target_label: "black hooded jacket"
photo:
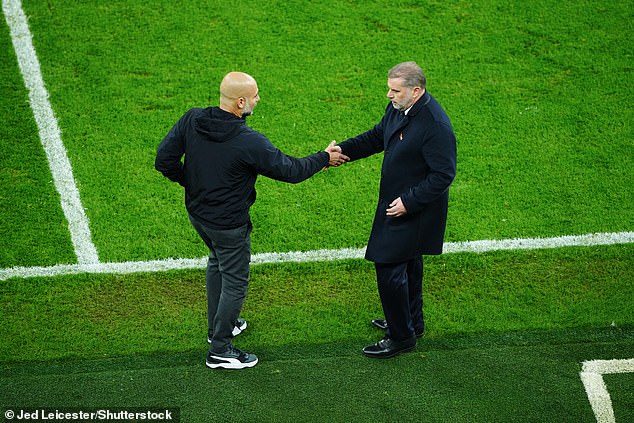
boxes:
[155,107,329,229]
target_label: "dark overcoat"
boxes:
[339,91,457,263]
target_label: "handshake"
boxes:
[324,141,349,167]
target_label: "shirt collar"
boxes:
[405,91,430,116]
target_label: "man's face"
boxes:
[387,78,420,111]
[241,84,260,117]
[241,85,260,117]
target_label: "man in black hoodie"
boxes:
[155,72,348,369]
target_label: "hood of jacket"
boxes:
[194,106,247,142]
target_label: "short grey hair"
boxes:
[388,61,426,89]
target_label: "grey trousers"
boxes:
[188,214,252,353]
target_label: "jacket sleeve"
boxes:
[251,137,330,184]
[155,114,187,186]
[337,111,387,160]
[401,121,457,213]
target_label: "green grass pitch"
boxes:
[1,0,633,421]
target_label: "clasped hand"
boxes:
[325,141,350,167]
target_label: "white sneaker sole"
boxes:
[206,357,258,370]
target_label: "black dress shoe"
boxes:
[370,318,425,338]
[362,336,416,359]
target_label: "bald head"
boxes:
[219,72,260,117]
[220,72,257,99]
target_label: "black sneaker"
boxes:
[206,347,258,369]
[208,318,248,344]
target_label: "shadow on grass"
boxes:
[3,325,632,377]
[1,326,632,422]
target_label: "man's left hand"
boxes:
[386,197,407,217]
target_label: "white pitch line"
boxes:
[580,358,634,423]
[442,231,634,254]
[0,232,632,281]
[3,0,99,265]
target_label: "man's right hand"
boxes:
[325,140,349,167]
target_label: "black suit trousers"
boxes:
[375,257,424,342]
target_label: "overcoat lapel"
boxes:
[384,114,408,149]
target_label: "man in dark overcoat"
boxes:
[336,61,457,358]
